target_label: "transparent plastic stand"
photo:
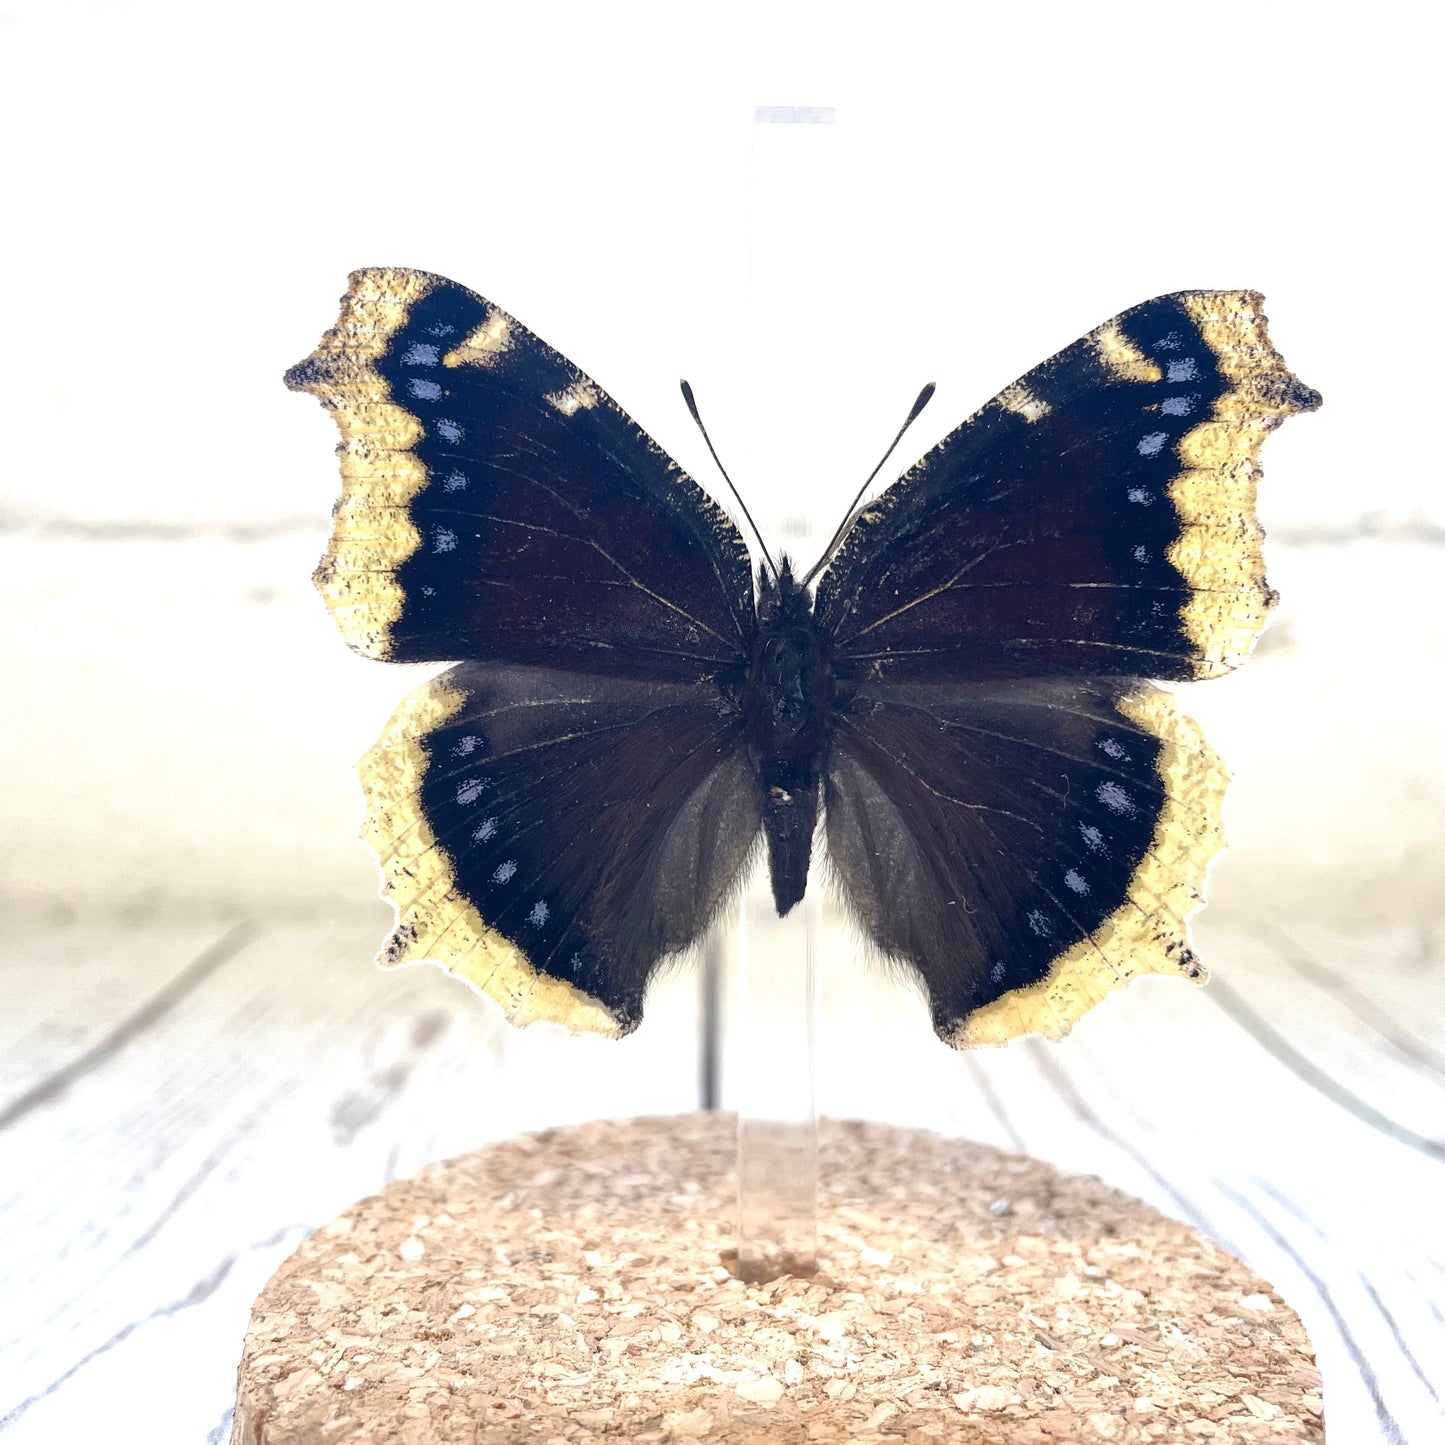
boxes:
[699,104,839,1285]
[699,870,821,1285]
[731,882,821,1283]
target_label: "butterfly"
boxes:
[286,270,1319,1048]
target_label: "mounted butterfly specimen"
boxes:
[286,270,1319,1048]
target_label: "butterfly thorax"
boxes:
[743,557,833,915]
[745,559,832,758]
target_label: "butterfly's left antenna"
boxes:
[680,380,779,581]
[800,382,935,589]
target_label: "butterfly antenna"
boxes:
[800,382,935,589]
[680,379,779,580]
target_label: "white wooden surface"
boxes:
[2,907,1443,1443]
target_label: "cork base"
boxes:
[231,1115,1322,1443]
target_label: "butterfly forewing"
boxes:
[815,292,1321,683]
[287,268,755,679]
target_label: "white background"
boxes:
[1,1,1434,538]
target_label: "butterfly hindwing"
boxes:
[286,268,755,679]
[825,677,1222,1045]
[815,292,1321,684]
[364,663,763,1034]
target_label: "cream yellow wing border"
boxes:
[1165,291,1320,680]
[953,684,1224,1048]
[358,670,623,1037]
[286,268,452,660]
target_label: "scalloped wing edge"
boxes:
[357,670,624,1037]
[285,268,441,660]
[1166,291,1321,679]
[950,684,1224,1047]
[820,289,1320,681]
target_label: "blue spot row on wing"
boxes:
[418,705,622,1011]
[980,721,1164,1002]
[377,284,494,455]
[372,285,503,641]
[1004,300,1219,555]
[1117,297,1222,512]
[842,292,1233,677]
[1068,297,1227,649]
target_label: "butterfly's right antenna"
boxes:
[680,379,779,581]
[800,382,935,589]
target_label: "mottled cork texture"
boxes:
[231,1115,1322,1443]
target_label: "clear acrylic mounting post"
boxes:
[731,881,822,1283]
[710,104,840,1284]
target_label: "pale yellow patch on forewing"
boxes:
[544,379,602,415]
[1181,290,1275,382]
[1093,320,1164,383]
[358,673,621,1037]
[996,382,1052,422]
[955,687,1223,1048]
[443,309,514,367]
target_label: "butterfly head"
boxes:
[756,553,813,628]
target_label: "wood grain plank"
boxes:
[0,921,703,1444]
[0,926,243,1107]
[0,924,254,1130]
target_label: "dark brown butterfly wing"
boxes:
[362,663,762,1036]
[826,677,1220,1044]
[817,292,1318,1043]
[815,292,1320,684]
[287,268,755,678]
[287,270,762,1032]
